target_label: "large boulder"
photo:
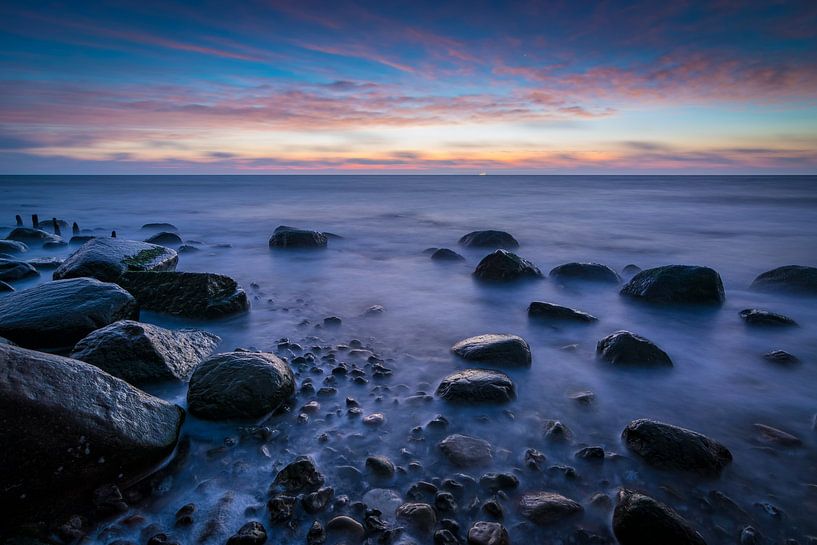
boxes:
[0,240,27,254]
[436,369,515,403]
[750,265,817,295]
[613,489,707,545]
[53,237,178,282]
[459,230,519,249]
[549,262,621,284]
[0,278,139,349]
[0,344,183,517]
[269,226,328,249]
[597,331,672,367]
[187,351,295,420]
[473,250,542,282]
[451,334,531,366]
[620,265,724,304]
[117,271,249,319]
[70,320,220,384]
[0,259,39,282]
[528,301,597,323]
[438,434,493,467]
[622,419,732,476]
[518,492,583,525]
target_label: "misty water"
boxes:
[2,175,816,544]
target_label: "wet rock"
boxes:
[740,526,760,545]
[753,423,802,447]
[363,413,386,426]
[622,264,642,276]
[178,244,200,254]
[144,232,183,245]
[436,369,515,403]
[269,226,328,249]
[267,495,296,523]
[396,502,437,534]
[750,265,817,295]
[467,521,509,545]
[518,492,583,525]
[0,259,38,282]
[435,491,458,513]
[622,419,732,476]
[0,240,27,254]
[226,521,267,545]
[763,350,800,364]
[0,278,138,349]
[479,473,519,492]
[575,446,605,462]
[473,250,542,282]
[366,456,396,478]
[524,448,546,470]
[323,316,342,327]
[307,521,326,545]
[53,237,178,282]
[0,344,183,517]
[549,262,621,284]
[302,487,334,514]
[141,223,178,232]
[620,265,725,304]
[569,391,595,405]
[596,331,672,367]
[5,227,60,244]
[439,434,493,467]
[528,301,597,323]
[432,248,466,261]
[459,230,519,249]
[34,218,69,233]
[364,305,385,317]
[118,271,249,318]
[544,420,573,442]
[613,489,706,545]
[70,320,220,384]
[187,352,295,420]
[325,516,364,541]
[27,256,65,270]
[451,334,531,366]
[275,457,325,493]
[739,309,797,327]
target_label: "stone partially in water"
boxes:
[739,308,797,327]
[269,226,328,249]
[467,521,509,545]
[0,259,39,282]
[431,248,466,261]
[53,237,178,282]
[762,350,799,364]
[549,262,621,284]
[0,240,28,254]
[226,521,267,545]
[451,333,531,366]
[597,331,672,367]
[473,250,542,282]
[274,457,325,493]
[141,222,178,232]
[459,230,519,249]
[436,369,515,403]
[518,492,583,525]
[5,227,60,245]
[144,231,183,245]
[750,265,817,295]
[528,302,597,323]
[396,502,437,534]
[439,434,493,467]
[620,265,725,304]
[753,423,802,447]
[613,489,706,545]
[0,281,13,293]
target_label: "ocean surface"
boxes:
[1,175,816,543]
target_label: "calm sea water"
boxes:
[1,175,816,543]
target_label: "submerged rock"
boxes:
[622,264,642,276]
[0,344,183,518]
[144,231,183,245]
[549,262,621,284]
[187,351,295,419]
[141,222,178,232]
[431,248,466,261]
[0,240,27,254]
[226,521,267,545]
[459,230,519,249]
[762,350,799,364]
[439,434,493,467]
[467,521,509,545]
[436,369,515,403]
[620,265,725,304]
[0,259,38,282]
[597,331,672,367]
[622,419,732,476]
[518,492,583,525]
[5,227,60,244]
[613,489,706,545]
[473,250,542,282]
[396,502,437,534]
[117,271,249,318]
[750,265,817,295]
[274,457,325,492]
[739,308,797,327]
[70,320,220,384]
[451,333,531,366]
[0,278,139,349]
[53,237,178,282]
[269,226,328,249]
[528,301,597,323]
[753,423,802,447]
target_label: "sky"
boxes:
[1,0,816,174]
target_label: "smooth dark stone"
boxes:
[0,281,13,293]
[437,369,515,403]
[53,237,178,282]
[144,231,183,245]
[620,265,725,304]
[467,521,509,545]
[141,223,178,232]
[597,330,672,367]
[753,423,802,447]
[226,521,267,545]
[763,350,799,364]
[739,308,797,327]
[396,502,437,534]
[439,434,493,467]
[5,227,60,244]
[518,492,583,525]
[451,333,531,366]
[528,301,597,322]
[459,230,519,249]
[0,240,28,254]
[613,489,707,545]
[473,250,542,282]
[431,248,466,261]
[0,259,39,282]
[269,226,328,248]
[750,265,817,295]
[549,262,621,284]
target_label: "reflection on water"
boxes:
[1,175,816,543]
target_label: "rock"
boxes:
[226,521,267,545]
[307,521,326,545]
[620,265,725,304]
[750,265,817,295]
[575,446,605,462]
[274,457,324,493]
[0,281,13,292]
[753,423,802,447]
[436,369,515,403]
[302,487,334,514]
[596,331,672,367]
[0,344,183,517]
[431,248,466,261]
[467,522,509,545]
[267,495,296,523]
[27,256,64,270]
[141,223,178,232]
[69,320,220,384]
[366,456,395,478]
[479,473,519,491]
[325,516,364,541]
[473,250,542,282]
[117,271,249,318]
[0,259,38,282]
[622,264,642,276]
[5,227,59,244]
[739,309,797,327]
[451,334,531,366]
[363,305,385,317]
[763,350,799,364]
[144,232,183,246]
[549,262,621,284]
[528,302,597,323]
[0,278,139,349]
[396,502,437,534]
[178,244,200,254]
[53,238,178,282]
[613,489,706,545]
[439,434,493,467]
[187,352,295,419]
[544,420,573,442]
[518,492,583,525]
[622,419,732,476]
[323,316,342,327]
[0,240,27,254]
[269,226,328,249]
[459,230,519,249]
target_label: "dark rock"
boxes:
[0,278,139,349]
[307,521,326,545]
[0,259,38,282]
[479,473,519,491]
[302,487,334,514]
[451,334,531,366]
[432,248,466,261]
[177,244,200,254]
[144,232,183,245]
[435,491,457,512]
[524,448,546,470]
[620,265,725,304]
[439,434,493,467]
[70,320,220,384]
[575,446,605,462]
[5,227,60,244]
[473,250,542,282]
[740,526,760,545]
[187,352,294,419]
[0,281,13,292]
[613,489,706,545]
[274,457,324,493]
[323,316,342,327]
[0,240,27,254]
[763,350,799,364]
[35,218,69,233]
[269,226,328,249]
[528,301,597,323]
[366,455,396,478]
[549,262,621,284]
[267,495,297,523]
[518,492,583,525]
[226,521,267,545]
[363,305,385,316]
[739,309,797,327]
[27,256,64,270]
[117,271,249,318]
[753,423,802,447]
[459,230,519,249]
[467,521,509,545]
[622,419,732,476]
[325,516,364,540]
[396,502,437,534]
[544,419,573,442]
[69,235,95,245]
[436,369,515,403]
[141,223,178,232]
[597,331,672,367]
[622,264,642,276]
[0,344,183,517]
[750,265,817,295]
[53,238,178,282]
